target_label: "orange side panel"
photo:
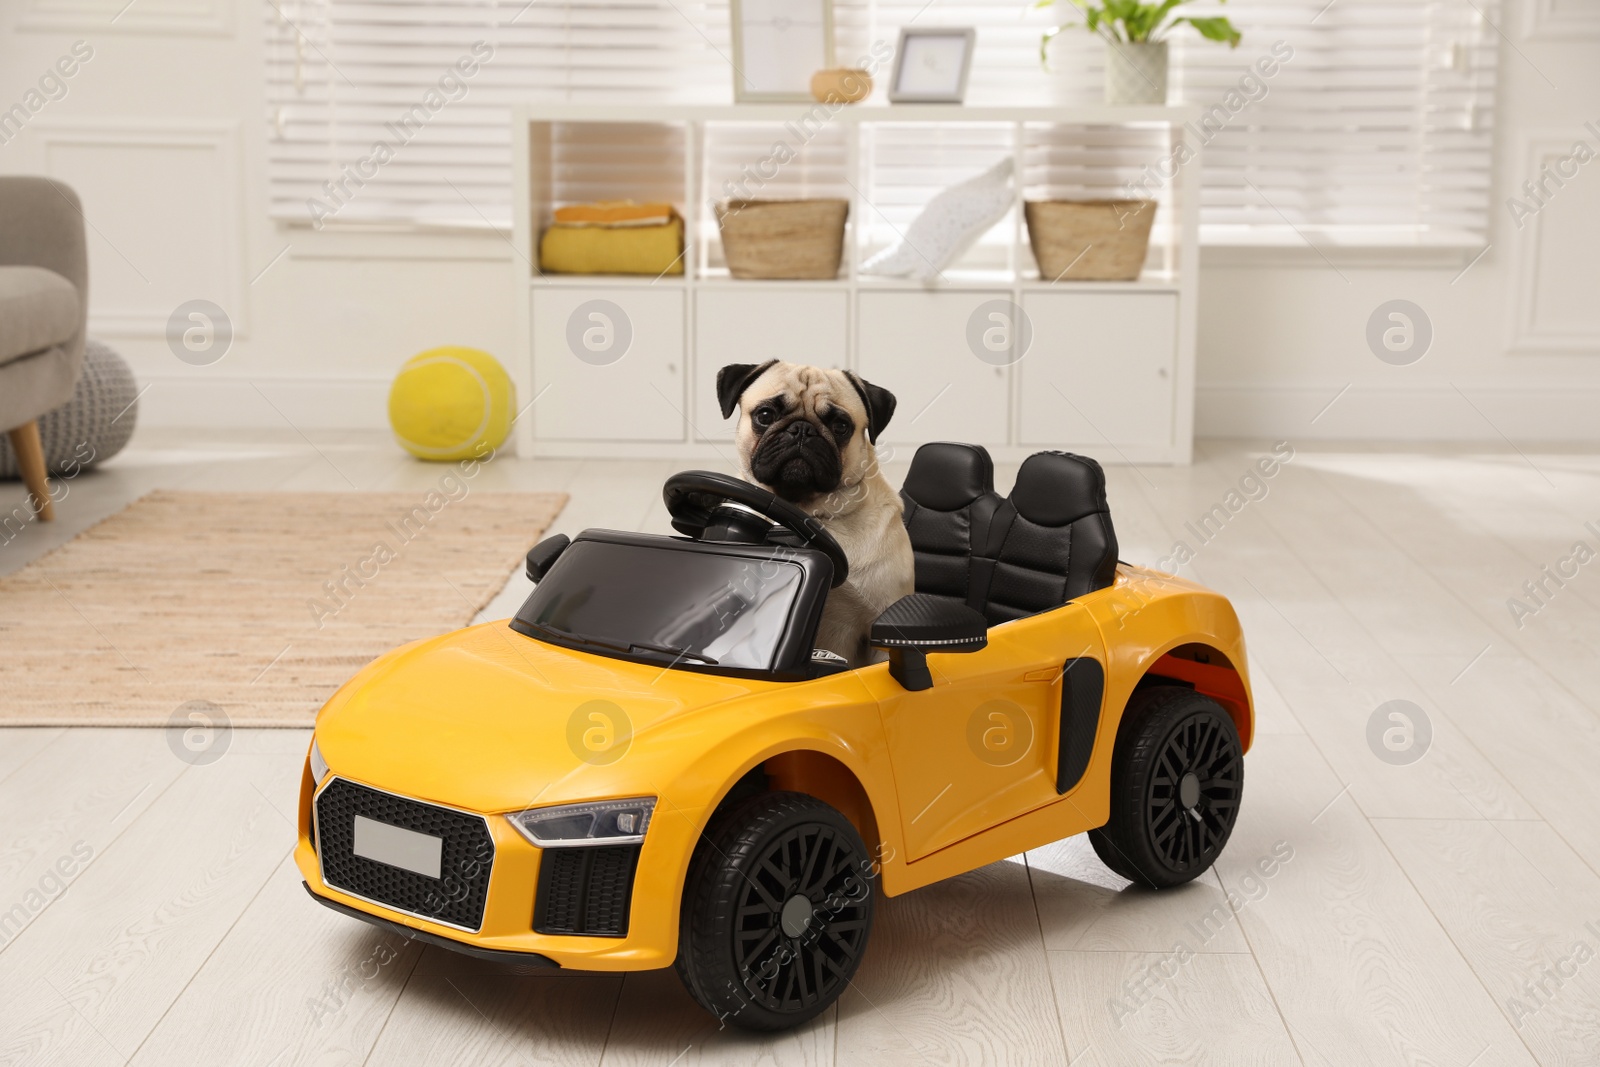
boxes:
[1148,653,1251,743]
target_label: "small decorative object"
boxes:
[0,338,138,478]
[539,201,685,276]
[860,157,1013,282]
[1025,199,1158,281]
[888,27,976,104]
[810,67,873,104]
[731,0,834,103]
[716,199,849,280]
[388,346,514,461]
[1105,40,1168,105]
[1038,0,1241,106]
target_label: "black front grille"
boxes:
[315,778,494,931]
[534,846,640,937]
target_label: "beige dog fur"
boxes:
[723,361,914,666]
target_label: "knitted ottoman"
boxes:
[0,338,139,477]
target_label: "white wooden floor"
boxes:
[3,429,1599,1066]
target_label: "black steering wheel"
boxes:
[663,471,849,588]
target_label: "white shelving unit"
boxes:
[512,103,1202,464]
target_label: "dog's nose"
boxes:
[785,421,815,439]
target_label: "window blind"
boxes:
[1175,1,1499,247]
[264,0,1499,246]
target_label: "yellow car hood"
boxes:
[313,620,771,812]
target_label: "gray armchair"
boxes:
[0,176,88,522]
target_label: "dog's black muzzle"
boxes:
[751,418,843,502]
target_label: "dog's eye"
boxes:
[752,406,775,429]
[830,415,853,439]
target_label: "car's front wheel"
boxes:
[676,792,875,1031]
[1089,685,1244,889]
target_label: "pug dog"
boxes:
[717,360,914,668]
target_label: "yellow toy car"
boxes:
[298,443,1252,1030]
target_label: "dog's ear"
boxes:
[845,372,896,444]
[716,361,778,420]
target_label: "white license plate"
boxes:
[352,815,442,879]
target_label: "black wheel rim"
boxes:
[1146,711,1241,874]
[733,821,870,1015]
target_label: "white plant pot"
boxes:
[1105,40,1168,106]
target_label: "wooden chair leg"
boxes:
[7,420,55,521]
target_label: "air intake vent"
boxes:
[534,846,640,937]
[315,778,493,932]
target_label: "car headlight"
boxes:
[508,798,655,848]
[308,739,330,785]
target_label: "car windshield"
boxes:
[512,540,805,671]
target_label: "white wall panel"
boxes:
[37,120,244,339]
[19,0,233,35]
[1507,133,1600,354]
[1524,0,1600,38]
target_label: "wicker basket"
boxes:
[715,199,849,280]
[1025,199,1157,281]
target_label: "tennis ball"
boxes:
[387,346,514,461]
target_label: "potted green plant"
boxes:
[1038,0,1241,106]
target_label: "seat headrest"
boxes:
[1010,451,1110,527]
[903,442,995,512]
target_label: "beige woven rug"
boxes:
[0,489,566,726]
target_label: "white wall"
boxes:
[0,0,516,433]
[3,0,1597,444]
[1198,4,1600,442]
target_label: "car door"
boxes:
[876,605,1108,862]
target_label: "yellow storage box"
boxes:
[539,203,686,276]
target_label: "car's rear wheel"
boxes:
[1089,686,1243,889]
[676,792,874,1031]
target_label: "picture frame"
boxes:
[730,0,835,103]
[888,27,976,104]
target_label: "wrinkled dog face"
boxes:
[717,361,897,508]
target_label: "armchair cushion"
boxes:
[0,176,89,433]
[0,266,81,367]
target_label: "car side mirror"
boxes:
[870,594,988,691]
[525,534,570,582]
